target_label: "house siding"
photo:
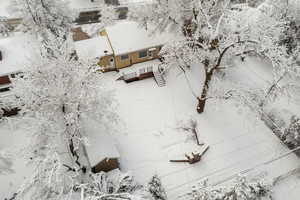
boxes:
[114,46,162,69]
[98,55,114,68]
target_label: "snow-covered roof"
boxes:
[105,21,172,55]
[0,0,12,17]
[84,120,120,167]
[0,34,33,76]
[68,0,103,11]
[119,0,155,5]
[74,36,113,60]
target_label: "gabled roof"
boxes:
[74,36,113,60]
[84,120,120,167]
[105,21,172,55]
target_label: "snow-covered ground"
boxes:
[103,60,300,198]
[0,0,13,17]
[1,58,300,199]
[273,169,300,199]
[0,122,34,199]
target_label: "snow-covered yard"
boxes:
[0,123,33,199]
[103,60,300,198]
[1,58,300,199]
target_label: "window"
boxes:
[139,50,148,58]
[120,54,129,60]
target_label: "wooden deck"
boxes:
[121,65,166,87]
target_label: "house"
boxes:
[0,34,33,117]
[84,120,120,173]
[0,35,31,94]
[74,21,173,72]
[103,21,170,70]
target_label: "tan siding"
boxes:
[99,30,107,36]
[115,55,132,69]
[98,55,113,67]
[115,46,162,69]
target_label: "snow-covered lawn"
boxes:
[0,122,33,199]
[105,60,300,198]
[1,59,299,199]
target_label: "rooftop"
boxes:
[84,120,120,167]
[105,21,173,55]
[0,0,12,17]
[0,34,33,76]
[74,35,113,60]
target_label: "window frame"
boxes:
[120,54,129,60]
[138,50,148,58]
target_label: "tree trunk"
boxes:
[197,70,214,114]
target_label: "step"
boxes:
[153,71,166,87]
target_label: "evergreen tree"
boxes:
[148,175,167,200]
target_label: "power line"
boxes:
[167,145,300,192]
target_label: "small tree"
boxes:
[79,171,148,200]
[282,116,300,149]
[148,175,167,200]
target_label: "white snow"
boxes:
[119,0,155,5]
[68,0,102,11]
[102,59,300,199]
[105,21,174,55]
[273,169,300,200]
[0,122,34,200]
[84,120,120,167]
[0,34,34,76]
[0,0,12,17]
[74,36,113,60]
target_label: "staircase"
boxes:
[153,71,166,87]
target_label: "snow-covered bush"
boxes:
[282,116,300,149]
[148,175,167,200]
[0,17,13,37]
[181,176,271,200]
[79,170,148,200]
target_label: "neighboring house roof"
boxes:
[69,0,103,11]
[0,34,32,76]
[119,0,155,5]
[84,120,120,167]
[74,36,113,60]
[0,0,12,18]
[105,21,172,55]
